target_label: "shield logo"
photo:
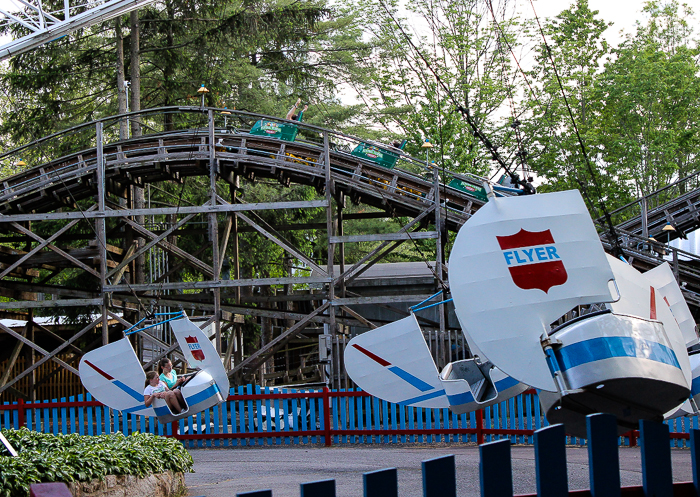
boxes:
[184,335,206,361]
[496,229,568,293]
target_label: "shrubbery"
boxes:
[0,428,193,497]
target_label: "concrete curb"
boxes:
[68,471,185,497]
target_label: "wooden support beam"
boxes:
[228,301,330,379]
[0,298,102,309]
[0,200,329,223]
[154,244,207,283]
[333,205,435,286]
[333,294,437,305]
[0,206,95,280]
[110,242,136,285]
[8,221,101,278]
[236,211,327,276]
[121,216,214,277]
[218,214,233,275]
[0,321,79,375]
[0,318,99,395]
[29,320,85,355]
[329,231,437,243]
[105,275,329,292]
[106,213,196,280]
[0,281,97,298]
[339,305,378,329]
[0,327,25,387]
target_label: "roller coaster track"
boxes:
[0,107,487,228]
[1,107,700,303]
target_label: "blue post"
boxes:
[479,439,512,497]
[534,424,567,497]
[422,455,456,497]
[237,491,272,497]
[363,468,398,497]
[300,479,336,497]
[586,413,620,497]
[690,429,700,497]
[640,419,672,497]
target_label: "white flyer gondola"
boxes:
[79,312,228,424]
[345,188,698,437]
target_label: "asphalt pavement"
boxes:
[184,443,695,497]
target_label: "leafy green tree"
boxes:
[350,0,523,176]
[522,0,613,200]
[0,0,368,154]
[594,0,700,200]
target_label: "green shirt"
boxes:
[159,371,178,389]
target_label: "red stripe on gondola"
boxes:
[84,359,114,380]
[352,344,391,367]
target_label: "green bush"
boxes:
[0,428,194,497]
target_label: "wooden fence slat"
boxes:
[340,390,348,445]
[3,388,700,453]
[586,413,620,497]
[479,439,512,497]
[236,490,272,497]
[534,424,568,497]
[640,419,673,497]
[300,479,335,497]
[422,455,456,497]
[363,468,398,497]
[690,429,700,496]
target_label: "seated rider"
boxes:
[144,371,182,414]
[509,172,536,195]
[286,98,308,122]
[158,358,187,410]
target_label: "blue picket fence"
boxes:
[2,386,698,448]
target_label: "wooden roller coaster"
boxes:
[1,106,699,402]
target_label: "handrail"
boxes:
[595,169,700,226]
[0,106,491,190]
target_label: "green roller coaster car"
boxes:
[250,119,299,142]
[448,178,489,202]
[351,139,407,169]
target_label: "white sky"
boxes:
[520,0,643,45]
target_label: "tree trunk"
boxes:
[116,19,128,140]
[129,10,142,138]
[163,0,176,130]
[130,10,145,287]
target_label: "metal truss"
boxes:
[0,0,156,60]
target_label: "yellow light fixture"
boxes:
[421,139,433,149]
[221,107,231,115]
[648,237,657,242]
[662,223,676,231]
[198,84,210,107]
[15,159,26,167]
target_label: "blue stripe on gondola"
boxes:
[113,380,144,402]
[186,383,221,406]
[399,389,446,406]
[691,375,700,396]
[153,384,222,417]
[446,390,473,406]
[554,337,680,371]
[388,366,434,392]
[446,375,520,407]
[121,405,148,414]
[154,405,170,416]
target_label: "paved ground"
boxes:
[184,443,695,497]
